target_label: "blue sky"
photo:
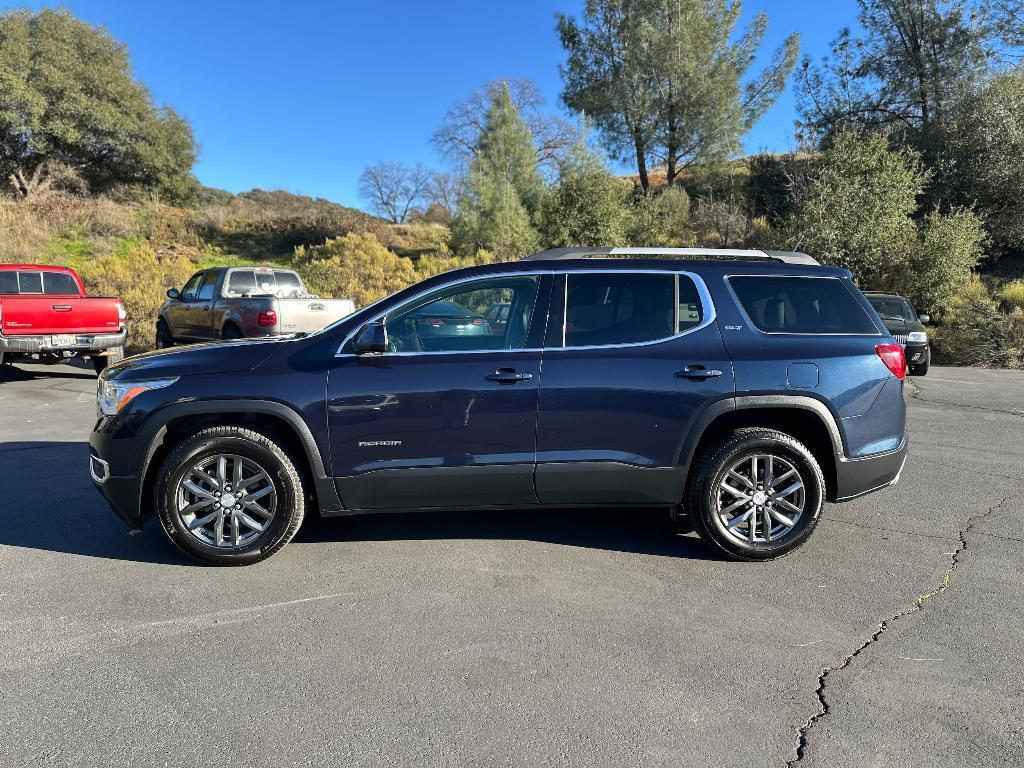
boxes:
[5,0,860,208]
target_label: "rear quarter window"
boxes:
[729,276,879,335]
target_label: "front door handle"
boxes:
[677,364,723,381]
[51,305,72,312]
[486,368,533,383]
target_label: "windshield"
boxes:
[868,297,916,321]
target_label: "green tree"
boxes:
[541,141,630,247]
[559,0,799,191]
[936,71,1024,259]
[781,131,982,309]
[796,0,1005,150]
[0,9,196,201]
[451,84,543,259]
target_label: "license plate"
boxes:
[50,334,91,347]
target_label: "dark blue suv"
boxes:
[89,248,909,566]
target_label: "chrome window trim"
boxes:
[334,267,718,358]
[552,269,717,351]
[725,273,883,338]
[335,270,551,357]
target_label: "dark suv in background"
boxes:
[90,248,909,566]
[864,292,930,376]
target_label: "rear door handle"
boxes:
[486,368,533,383]
[677,364,723,380]
[51,305,72,311]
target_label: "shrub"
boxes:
[297,232,418,308]
[998,280,1024,313]
[77,238,195,354]
[930,277,1024,369]
[624,186,695,247]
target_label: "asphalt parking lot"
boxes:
[1,361,1022,767]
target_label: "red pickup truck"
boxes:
[0,264,126,373]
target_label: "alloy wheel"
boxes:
[175,454,277,549]
[715,453,805,546]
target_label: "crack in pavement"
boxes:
[786,492,1018,767]
[907,378,1024,419]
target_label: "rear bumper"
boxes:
[834,432,909,501]
[0,329,126,354]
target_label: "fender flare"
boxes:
[677,393,846,471]
[133,398,342,516]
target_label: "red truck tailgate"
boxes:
[1,295,122,335]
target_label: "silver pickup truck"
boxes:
[156,267,354,347]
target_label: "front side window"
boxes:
[562,273,677,348]
[43,272,79,295]
[383,276,539,353]
[729,276,879,335]
[18,271,43,294]
[181,273,203,301]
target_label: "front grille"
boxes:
[892,333,908,345]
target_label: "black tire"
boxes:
[685,428,825,561]
[155,426,305,566]
[222,323,243,340]
[155,320,174,349]
[92,347,124,374]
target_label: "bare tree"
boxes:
[432,78,576,175]
[358,162,431,223]
[424,171,459,223]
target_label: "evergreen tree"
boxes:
[452,84,543,259]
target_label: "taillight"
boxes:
[875,344,906,379]
[117,302,126,322]
[257,310,278,327]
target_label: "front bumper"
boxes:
[904,342,929,366]
[89,426,144,529]
[0,329,126,355]
[834,432,909,501]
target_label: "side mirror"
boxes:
[352,322,388,354]
[918,314,930,324]
[166,288,181,300]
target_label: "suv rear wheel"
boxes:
[155,426,305,565]
[685,428,825,561]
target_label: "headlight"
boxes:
[97,377,177,417]
[907,331,928,344]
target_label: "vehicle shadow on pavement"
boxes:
[295,507,716,561]
[0,440,189,566]
[0,363,97,383]
[0,440,714,564]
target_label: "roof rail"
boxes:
[522,247,819,266]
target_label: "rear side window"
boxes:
[196,273,217,301]
[0,272,17,294]
[563,273,676,347]
[729,276,878,334]
[18,271,43,294]
[226,270,257,295]
[43,272,79,295]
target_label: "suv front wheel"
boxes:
[155,426,306,565]
[686,428,825,561]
